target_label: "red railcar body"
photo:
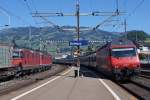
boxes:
[12,49,52,70]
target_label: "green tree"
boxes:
[126,30,149,41]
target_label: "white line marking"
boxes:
[98,79,121,100]
[11,68,72,100]
[87,70,121,100]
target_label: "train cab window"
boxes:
[111,48,136,57]
[13,51,20,58]
[13,51,24,58]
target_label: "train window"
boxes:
[111,48,136,57]
[13,51,20,58]
[13,51,24,58]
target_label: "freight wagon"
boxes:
[0,44,13,76]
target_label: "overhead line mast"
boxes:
[76,0,80,77]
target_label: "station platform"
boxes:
[1,66,137,100]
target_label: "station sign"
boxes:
[69,40,88,46]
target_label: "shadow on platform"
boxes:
[78,66,109,80]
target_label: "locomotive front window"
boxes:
[13,51,20,58]
[111,48,136,57]
[13,51,24,58]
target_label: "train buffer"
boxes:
[1,66,137,100]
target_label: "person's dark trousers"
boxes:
[74,70,78,78]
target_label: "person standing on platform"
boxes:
[74,59,80,78]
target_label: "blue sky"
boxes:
[0,0,149,34]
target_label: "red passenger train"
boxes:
[80,39,140,80]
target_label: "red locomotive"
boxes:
[0,44,52,77]
[12,48,52,74]
[80,39,140,80]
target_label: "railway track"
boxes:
[118,76,150,100]
[140,69,150,76]
[139,74,150,79]
[0,64,68,96]
[138,68,150,80]
[0,63,67,83]
[140,63,150,76]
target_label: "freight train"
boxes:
[0,43,52,77]
[80,39,140,80]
